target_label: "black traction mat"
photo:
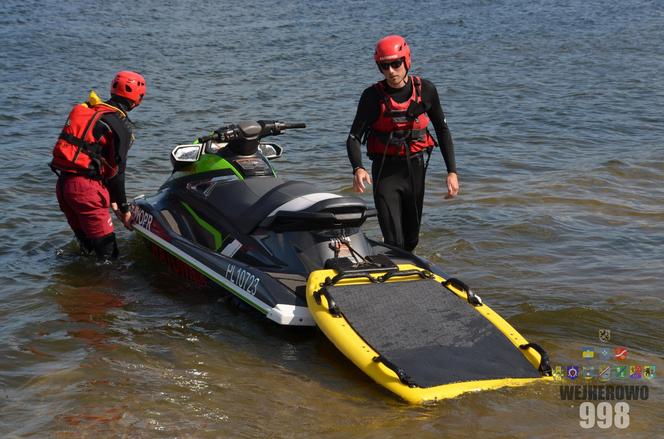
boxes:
[325,278,540,388]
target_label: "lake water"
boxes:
[1,0,662,437]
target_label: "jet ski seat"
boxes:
[206,177,367,234]
[262,191,369,231]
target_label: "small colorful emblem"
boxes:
[614,347,628,361]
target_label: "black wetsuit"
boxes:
[346,77,456,251]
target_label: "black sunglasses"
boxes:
[378,59,404,71]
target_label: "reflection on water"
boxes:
[56,285,125,350]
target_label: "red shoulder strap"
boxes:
[412,76,422,102]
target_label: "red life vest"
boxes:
[51,102,124,179]
[366,76,436,157]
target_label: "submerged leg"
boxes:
[90,232,119,263]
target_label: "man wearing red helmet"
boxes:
[347,35,459,252]
[52,71,146,262]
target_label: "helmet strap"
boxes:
[400,69,409,86]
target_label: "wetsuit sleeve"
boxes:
[422,80,456,173]
[106,143,129,213]
[105,172,128,212]
[346,87,380,172]
[95,118,130,213]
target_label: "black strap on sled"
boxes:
[313,287,341,317]
[519,342,553,376]
[379,269,433,283]
[442,278,483,306]
[373,355,419,387]
[323,266,431,288]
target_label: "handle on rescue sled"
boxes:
[519,343,553,376]
[443,278,483,306]
[323,268,431,287]
[372,355,418,388]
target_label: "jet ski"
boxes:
[130,120,552,403]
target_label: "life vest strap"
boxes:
[58,132,103,158]
[370,128,429,144]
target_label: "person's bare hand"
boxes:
[113,206,133,230]
[353,168,372,193]
[445,172,459,199]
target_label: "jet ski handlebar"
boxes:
[266,121,307,131]
[197,120,306,144]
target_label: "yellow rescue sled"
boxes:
[306,264,552,404]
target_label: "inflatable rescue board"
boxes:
[306,262,552,403]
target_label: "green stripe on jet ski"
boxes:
[133,226,268,315]
[189,155,244,178]
[181,202,223,250]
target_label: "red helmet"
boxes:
[110,71,146,107]
[374,35,411,70]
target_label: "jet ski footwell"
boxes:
[306,264,552,403]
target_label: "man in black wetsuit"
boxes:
[346,35,459,252]
[52,71,146,261]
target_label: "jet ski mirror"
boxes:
[258,142,283,160]
[170,144,202,169]
[172,144,202,162]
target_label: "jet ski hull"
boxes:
[131,199,315,326]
